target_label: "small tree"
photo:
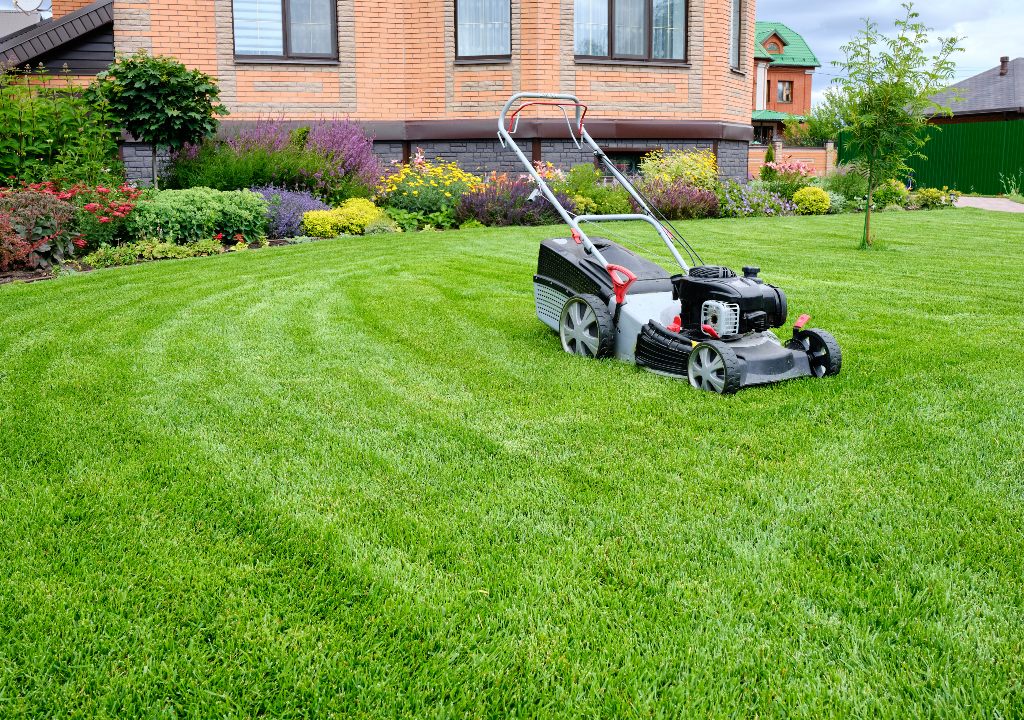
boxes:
[88,50,227,188]
[832,3,961,247]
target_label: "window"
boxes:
[766,41,780,53]
[729,0,741,69]
[575,0,687,62]
[233,0,336,59]
[456,0,511,59]
[777,80,793,103]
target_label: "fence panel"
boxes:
[836,119,1024,194]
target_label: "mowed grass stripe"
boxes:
[0,209,1023,717]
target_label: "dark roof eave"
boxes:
[0,0,112,69]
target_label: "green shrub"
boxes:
[84,238,225,268]
[377,150,478,229]
[639,149,719,192]
[761,161,814,199]
[873,179,910,209]
[825,191,847,214]
[0,69,122,186]
[913,186,960,209]
[552,165,632,215]
[364,215,402,235]
[127,188,267,244]
[820,165,869,200]
[793,186,831,215]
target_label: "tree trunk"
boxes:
[151,145,159,190]
[862,184,874,248]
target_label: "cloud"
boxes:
[756,0,1024,105]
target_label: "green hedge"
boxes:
[127,188,268,244]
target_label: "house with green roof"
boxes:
[751,21,820,144]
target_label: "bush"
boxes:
[454,176,575,227]
[166,119,377,204]
[252,186,329,238]
[820,164,869,200]
[301,199,386,237]
[84,238,224,268]
[639,149,719,192]
[377,148,479,229]
[127,188,268,244]
[792,186,831,215]
[912,186,960,209]
[873,179,910,209]
[364,215,402,235]
[0,190,76,269]
[0,68,122,186]
[86,49,227,187]
[825,191,847,214]
[551,164,632,215]
[634,178,718,220]
[761,160,814,199]
[717,181,796,218]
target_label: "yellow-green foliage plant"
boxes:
[639,149,719,192]
[302,199,385,237]
[793,186,831,215]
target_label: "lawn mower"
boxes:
[498,92,841,394]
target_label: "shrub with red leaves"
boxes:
[0,191,76,270]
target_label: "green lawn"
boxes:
[2,209,1023,717]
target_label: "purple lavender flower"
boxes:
[226,118,292,153]
[632,178,719,220]
[454,178,575,226]
[251,186,329,238]
[306,120,382,187]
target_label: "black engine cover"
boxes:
[672,266,787,334]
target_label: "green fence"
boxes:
[837,119,1024,195]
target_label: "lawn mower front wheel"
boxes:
[559,294,614,359]
[787,328,842,378]
[688,341,740,394]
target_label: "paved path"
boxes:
[956,196,1024,213]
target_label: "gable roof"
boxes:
[0,0,111,70]
[755,21,820,68]
[931,57,1024,116]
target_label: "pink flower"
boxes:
[84,202,101,212]
[95,187,110,194]
[98,216,111,223]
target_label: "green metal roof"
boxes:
[754,43,772,61]
[755,21,820,68]
[752,109,805,122]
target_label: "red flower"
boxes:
[84,202,101,212]
[96,187,110,194]
[98,216,111,223]
[72,237,87,248]
[215,233,224,240]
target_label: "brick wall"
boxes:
[50,0,93,18]
[112,0,757,127]
[114,0,760,183]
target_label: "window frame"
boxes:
[454,0,513,62]
[574,0,689,65]
[777,80,793,103]
[232,0,339,62]
[729,0,742,70]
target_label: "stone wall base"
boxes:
[121,138,750,185]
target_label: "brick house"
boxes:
[750,20,817,144]
[6,0,760,181]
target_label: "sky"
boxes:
[757,0,1024,106]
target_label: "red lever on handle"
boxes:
[607,264,637,305]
